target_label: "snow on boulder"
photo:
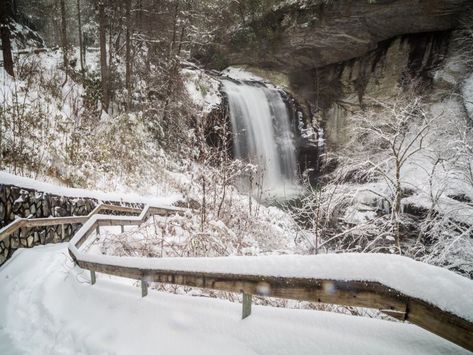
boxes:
[182,67,221,114]
[221,66,265,82]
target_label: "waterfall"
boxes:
[222,79,299,198]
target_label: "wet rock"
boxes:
[27,236,34,247]
[42,200,50,217]
[0,186,6,204]
[54,206,67,217]
[11,237,19,249]
[0,203,5,221]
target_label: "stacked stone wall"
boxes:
[0,184,144,265]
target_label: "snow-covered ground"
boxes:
[0,244,469,355]
[0,171,181,206]
[182,66,221,114]
[221,66,266,82]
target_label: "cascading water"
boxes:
[223,79,299,199]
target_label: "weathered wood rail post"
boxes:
[90,270,96,285]
[242,293,252,319]
[141,280,148,297]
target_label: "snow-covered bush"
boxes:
[329,93,436,251]
[291,91,473,278]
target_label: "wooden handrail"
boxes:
[67,207,473,353]
[0,203,142,242]
[70,205,187,250]
[5,201,471,350]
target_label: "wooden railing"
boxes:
[0,203,142,244]
[1,202,471,351]
[66,206,473,353]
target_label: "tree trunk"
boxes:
[201,176,206,232]
[59,0,69,75]
[108,15,113,114]
[77,0,85,73]
[11,0,18,19]
[394,161,402,253]
[169,0,179,58]
[125,0,132,111]
[1,0,15,77]
[162,0,180,122]
[177,25,185,56]
[98,0,109,112]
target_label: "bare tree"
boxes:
[1,0,14,77]
[125,0,132,110]
[98,0,109,112]
[77,0,85,73]
[169,0,180,58]
[59,0,69,82]
[333,93,439,253]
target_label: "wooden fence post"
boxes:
[121,225,125,233]
[242,292,252,319]
[96,226,100,235]
[90,270,96,285]
[141,279,148,297]
[18,227,24,247]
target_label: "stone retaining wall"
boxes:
[0,184,144,266]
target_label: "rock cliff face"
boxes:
[223,0,467,72]
[291,31,452,146]
[210,0,470,150]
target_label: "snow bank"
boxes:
[222,67,265,82]
[71,245,473,322]
[0,171,180,206]
[0,244,468,355]
[182,68,221,113]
